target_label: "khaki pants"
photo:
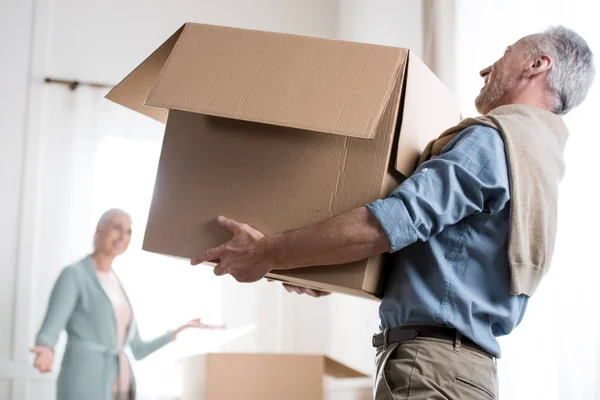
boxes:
[374,336,498,399]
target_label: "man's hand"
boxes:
[191,216,273,282]
[30,346,54,373]
[282,283,331,298]
[190,207,389,283]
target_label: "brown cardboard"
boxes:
[180,353,368,400]
[144,23,404,139]
[394,54,464,176]
[105,26,184,123]
[107,22,461,299]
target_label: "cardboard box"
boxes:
[107,23,461,299]
[180,353,370,400]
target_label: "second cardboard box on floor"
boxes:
[107,22,461,300]
[180,353,370,400]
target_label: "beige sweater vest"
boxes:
[417,104,569,296]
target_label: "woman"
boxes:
[31,208,222,400]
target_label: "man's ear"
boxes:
[526,53,553,78]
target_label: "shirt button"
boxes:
[422,168,429,172]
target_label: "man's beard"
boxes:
[475,73,512,114]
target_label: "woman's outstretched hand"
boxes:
[173,318,226,339]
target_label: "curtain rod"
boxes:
[44,77,114,91]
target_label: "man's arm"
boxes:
[191,208,388,282]
[267,206,390,270]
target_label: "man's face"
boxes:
[475,38,530,114]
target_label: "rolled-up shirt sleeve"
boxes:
[367,125,510,253]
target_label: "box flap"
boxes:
[395,52,461,175]
[324,356,369,378]
[105,25,185,123]
[144,23,407,139]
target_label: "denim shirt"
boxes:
[367,125,528,357]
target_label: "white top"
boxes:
[96,269,133,395]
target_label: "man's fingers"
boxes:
[282,283,295,293]
[203,246,224,262]
[290,285,305,294]
[281,283,330,297]
[283,283,304,294]
[191,216,246,266]
[190,257,201,266]
[191,245,225,265]
[213,263,227,276]
[217,215,242,233]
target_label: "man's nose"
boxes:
[480,66,491,78]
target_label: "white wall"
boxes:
[0,0,37,397]
[49,0,341,85]
[0,0,30,362]
[337,0,423,53]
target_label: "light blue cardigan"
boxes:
[35,255,174,400]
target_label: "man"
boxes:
[191,27,595,399]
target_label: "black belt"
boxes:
[372,325,491,356]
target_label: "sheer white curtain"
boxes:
[35,83,223,399]
[451,1,600,399]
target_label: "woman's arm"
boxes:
[129,318,225,361]
[129,320,175,361]
[32,267,80,372]
[35,267,80,348]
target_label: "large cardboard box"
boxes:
[180,353,370,400]
[107,23,460,299]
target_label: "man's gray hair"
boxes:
[525,26,595,114]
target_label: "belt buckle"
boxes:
[371,328,390,347]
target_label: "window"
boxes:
[91,136,222,398]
